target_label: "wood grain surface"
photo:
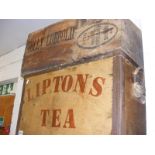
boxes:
[124,59,146,134]
[22,19,143,76]
[19,57,113,134]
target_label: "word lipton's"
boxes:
[26,74,106,102]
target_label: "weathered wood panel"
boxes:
[112,55,125,134]
[124,59,146,134]
[19,57,113,134]
[22,19,143,76]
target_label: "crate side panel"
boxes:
[19,57,113,134]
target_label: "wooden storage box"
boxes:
[17,19,146,134]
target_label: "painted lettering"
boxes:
[89,77,105,96]
[40,109,76,128]
[52,109,61,127]
[73,74,89,93]
[27,26,76,52]
[62,75,73,92]
[26,74,106,102]
[63,109,75,128]
[53,76,62,92]
[27,88,33,102]
[36,83,40,97]
[42,79,51,95]
[41,109,50,127]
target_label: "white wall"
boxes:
[0,46,25,81]
[0,45,25,134]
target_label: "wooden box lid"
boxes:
[22,19,143,76]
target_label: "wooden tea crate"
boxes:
[17,19,146,134]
